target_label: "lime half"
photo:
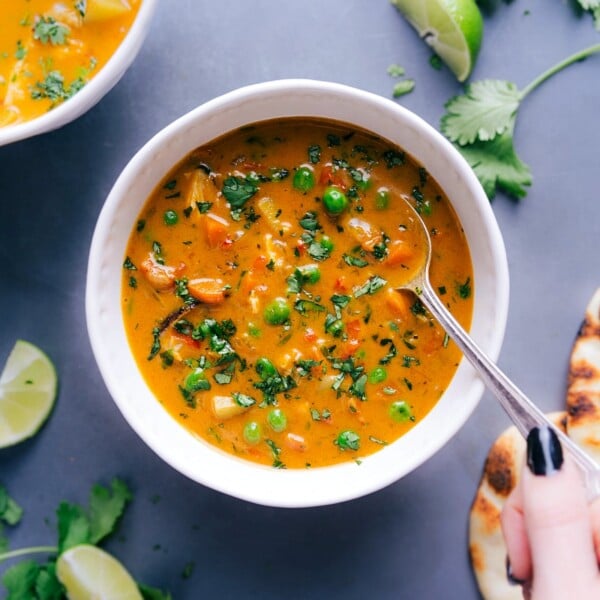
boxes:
[0,340,57,449]
[57,545,143,600]
[391,0,483,82]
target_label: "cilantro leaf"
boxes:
[353,275,387,298]
[2,560,40,599]
[456,129,532,199]
[0,486,23,526]
[88,479,132,545]
[139,583,173,600]
[221,176,257,208]
[31,71,85,104]
[578,0,600,29]
[441,80,521,145]
[33,17,69,45]
[440,44,600,200]
[57,502,90,553]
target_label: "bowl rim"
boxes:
[0,0,159,147]
[86,78,510,508]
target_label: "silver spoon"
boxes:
[398,199,600,499]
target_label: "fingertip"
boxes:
[501,481,532,582]
[590,496,600,565]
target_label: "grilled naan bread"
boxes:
[469,287,600,598]
[566,288,600,464]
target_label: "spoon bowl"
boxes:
[398,198,600,498]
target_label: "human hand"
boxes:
[501,426,600,599]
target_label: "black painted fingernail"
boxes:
[506,556,527,586]
[526,426,563,476]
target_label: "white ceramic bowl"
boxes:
[86,79,509,508]
[0,0,158,147]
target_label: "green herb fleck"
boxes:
[33,17,69,45]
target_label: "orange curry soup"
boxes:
[122,118,474,469]
[0,0,140,127]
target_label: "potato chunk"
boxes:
[85,0,131,21]
[212,396,248,420]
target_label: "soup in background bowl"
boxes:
[87,80,509,507]
[0,0,157,146]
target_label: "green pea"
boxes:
[320,235,334,252]
[267,409,287,433]
[326,319,344,338]
[248,323,261,338]
[243,421,262,445]
[322,186,349,215]
[375,188,390,210]
[293,165,315,192]
[335,430,360,451]
[256,357,277,380]
[263,297,291,325]
[185,369,210,392]
[390,401,413,422]
[368,366,387,384]
[163,209,178,226]
[298,264,321,284]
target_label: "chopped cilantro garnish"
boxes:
[232,392,256,408]
[457,277,472,299]
[382,149,405,169]
[393,79,416,98]
[31,71,85,104]
[122,256,136,270]
[222,176,258,208]
[299,211,322,232]
[294,299,326,315]
[296,359,320,377]
[379,338,397,365]
[265,439,286,468]
[33,17,69,45]
[343,253,369,268]
[148,327,161,361]
[15,40,27,60]
[308,144,321,164]
[353,275,387,298]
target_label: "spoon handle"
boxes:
[417,279,600,500]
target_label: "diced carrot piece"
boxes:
[204,213,230,248]
[188,278,226,304]
[252,255,269,271]
[334,276,348,292]
[169,332,200,349]
[385,240,415,266]
[346,319,361,339]
[318,165,348,188]
[385,288,412,320]
[340,338,360,358]
[304,328,317,342]
[286,433,307,452]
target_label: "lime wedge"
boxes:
[0,340,57,449]
[391,0,483,82]
[57,545,143,600]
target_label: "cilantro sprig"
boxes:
[441,44,600,199]
[0,480,170,599]
[578,0,600,30]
